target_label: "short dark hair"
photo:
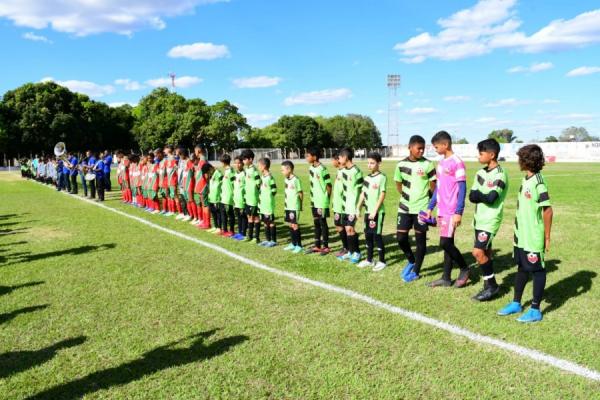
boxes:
[306,147,321,159]
[201,163,213,174]
[179,148,189,158]
[368,152,382,163]
[220,153,231,165]
[477,138,501,159]
[339,147,353,160]
[281,160,294,170]
[234,156,243,163]
[431,130,452,145]
[164,144,174,151]
[240,149,255,161]
[409,135,426,146]
[332,150,339,160]
[517,144,545,173]
[258,157,271,169]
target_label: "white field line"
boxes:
[35,182,600,382]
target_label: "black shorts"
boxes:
[219,203,234,213]
[397,213,428,233]
[244,205,258,217]
[474,230,494,250]
[261,213,275,223]
[514,247,545,272]
[364,213,385,235]
[333,212,344,227]
[311,207,330,219]
[284,210,299,224]
[341,213,357,227]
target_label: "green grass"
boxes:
[1,162,599,399]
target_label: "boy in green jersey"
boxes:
[469,139,509,301]
[336,148,364,264]
[219,154,236,237]
[242,150,261,242]
[498,145,553,323]
[394,135,437,282]
[331,151,349,257]
[257,157,277,247]
[231,156,247,240]
[356,152,387,271]
[281,160,304,253]
[305,147,332,255]
[207,162,223,234]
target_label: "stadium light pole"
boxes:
[387,74,401,148]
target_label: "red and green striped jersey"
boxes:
[182,160,195,194]
[514,173,551,253]
[258,173,277,215]
[393,157,436,214]
[308,163,331,209]
[166,157,178,187]
[220,166,235,206]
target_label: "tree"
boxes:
[559,126,599,142]
[488,129,517,143]
[544,135,559,142]
[318,114,382,148]
[171,98,209,149]
[452,135,469,144]
[275,115,329,150]
[204,101,249,151]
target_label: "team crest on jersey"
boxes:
[487,181,494,188]
[289,212,295,220]
[288,184,294,189]
[317,208,323,215]
[348,214,355,221]
[334,213,340,221]
[524,189,532,200]
[372,183,379,189]
[478,231,489,242]
[527,252,539,264]
[416,168,425,177]
[369,220,376,228]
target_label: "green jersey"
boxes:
[284,175,303,211]
[514,173,551,253]
[259,173,277,215]
[308,163,332,209]
[341,165,364,215]
[362,172,387,215]
[471,165,509,234]
[393,157,436,214]
[332,168,345,214]
[233,170,246,209]
[244,165,260,206]
[208,169,223,204]
[220,167,235,206]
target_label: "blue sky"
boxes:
[1,0,599,144]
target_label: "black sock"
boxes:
[531,270,546,310]
[375,234,385,264]
[295,229,302,247]
[254,222,261,242]
[414,232,426,274]
[248,221,254,239]
[397,232,416,264]
[365,231,374,262]
[289,227,296,245]
[353,234,360,254]
[265,224,271,241]
[513,269,528,304]
[314,219,322,248]
[440,237,467,280]
[347,233,356,253]
[480,259,498,288]
[442,251,453,281]
[339,229,348,250]
[271,225,277,243]
[321,219,329,248]
[242,218,248,236]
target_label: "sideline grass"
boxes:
[1,164,599,399]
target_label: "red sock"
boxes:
[176,200,182,214]
[190,202,197,219]
[162,198,167,211]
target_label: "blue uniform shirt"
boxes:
[69,156,78,176]
[95,160,105,179]
[103,155,112,174]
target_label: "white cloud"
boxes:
[566,66,600,77]
[394,1,600,62]
[244,113,277,126]
[22,31,51,43]
[167,42,230,60]
[108,101,137,107]
[145,76,203,88]
[114,78,144,91]
[40,77,114,97]
[507,61,553,73]
[232,76,282,89]
[0,0,224,36]
[284,88,352,106]
[443,95,471,102]
[407,107,438,114]
[484,98,530,107]
[475,117,497,123]
[542,98,560,104]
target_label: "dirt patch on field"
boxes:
[0,172,24,182]
[25,226,72,241]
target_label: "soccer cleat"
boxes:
[283,243,296,251]
[401,262,415,279]
[473,285,500,302]
[222,231,234,238]
[349,252,361,264]
[373,262,387,272]
[292,245,304,254]
[258,240,270,246]
[320,247,331,256]
[335,249,348,258]
[265,241,277,248]
[207,227,216,233]
[516,308,543,323]
[190,219,198,225]
[304,246,322,255]
[175,213,184,220]
[212,229,222,235]
[403,271,420,283]
[182,215,192,222]
[427,278,452,288]
[454,268,471,288]
[337,252,351,261]
[497,301,523,316]
[243,236,253,242]
[357,260,373,269]
[151,210,160,214]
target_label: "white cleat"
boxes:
[372,262,387,272]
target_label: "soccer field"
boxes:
[1,161,599,399]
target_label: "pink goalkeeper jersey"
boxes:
[435,154,466,216]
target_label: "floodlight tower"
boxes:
[169,72,176,89]
[387,74,401,146]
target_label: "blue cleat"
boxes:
[516,308,543,323]
[403,271,420,283]
[292,245,303,254]
[349,252,361,264]
[258,240,270,247]
[283,243,296,251]
[497,301,523,316]
[266,241,277,248]
[401,262,415,279]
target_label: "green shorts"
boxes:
[168,186,177,199]
[148,190,157,200]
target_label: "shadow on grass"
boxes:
[0,304,49,325]
[0,244,116,267]
[0,281,44,297]
[0,227,29,236]
[0,336,86,379]
[498,259,561,299]
[27,329,249,400]
[543,270,596,314]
